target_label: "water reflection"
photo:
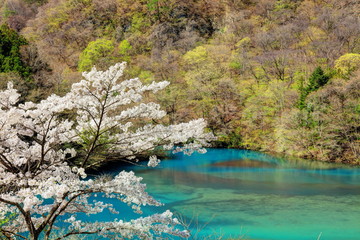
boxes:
[211,159,277,168]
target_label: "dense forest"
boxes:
[0,0,359,163]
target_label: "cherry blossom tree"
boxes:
[0,62,213,239]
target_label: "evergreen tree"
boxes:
[0,24,31,78]
[298,67,330,109]
[307,66,329,92]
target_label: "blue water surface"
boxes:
[89,149,360,240]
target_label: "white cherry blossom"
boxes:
[0,63,213,239]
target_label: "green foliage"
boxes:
[0,212,17,238]
[2,6,16,18]
[183,46,208,66]
[298,67,330,109]
[76,128,113,167]
[45,3,69,33]
[146,0,172,22]
[307,67,329,91]
[118,39,132,62]
[273,0,297,11]
[334,53,360,79]
[138,70,155,84]
[130,13,151,33]
[0,212,16,225]
[147,0,159,12]
[118,39,132,55]
[78,38,115,72]
[285,77,360,162]
[23,0,48,5]
[0,24,31,78]
[355,104,360,114]
[217,130,243,148]
[229,60,242,70]
[297,77,307,110]
[235,37,251,49]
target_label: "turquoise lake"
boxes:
[94,149,360,240]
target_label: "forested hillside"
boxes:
[0,0,359,163]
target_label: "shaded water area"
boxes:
[93,149,360,240]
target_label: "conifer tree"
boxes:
[0,24,31,78]
[298,67,330,109]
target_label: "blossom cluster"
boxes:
[0,62,212,239]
